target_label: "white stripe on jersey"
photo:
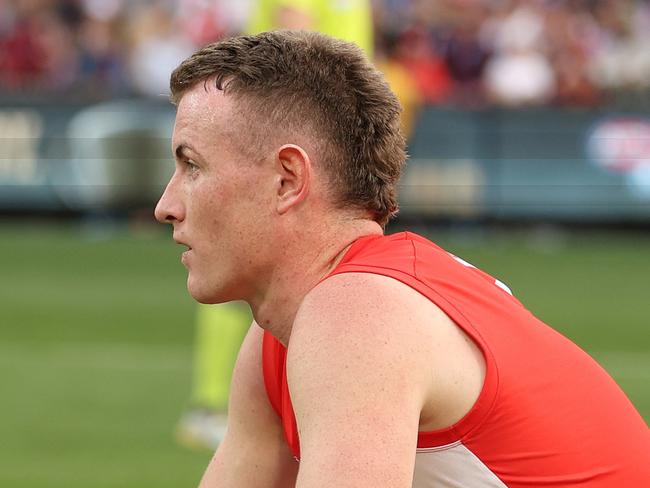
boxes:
[414,442,507,487]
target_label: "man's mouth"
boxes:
[181,246,192,265]
[173,235,193,264]
[173,234,191,250]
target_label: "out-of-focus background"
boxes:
[1,0,648,486]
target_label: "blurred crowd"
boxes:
[1,0,649,107]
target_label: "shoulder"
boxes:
[287,271,438,406]
[284,273,431,485]
[288,271,486,433]
[293,271,447,350]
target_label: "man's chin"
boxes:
[187,280,230,304]
[188,286,217,304]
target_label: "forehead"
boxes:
[172,82,238,150]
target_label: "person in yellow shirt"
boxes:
[248,0,373,56]
[175,302,251,449]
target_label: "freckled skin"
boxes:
[156,84,278,304]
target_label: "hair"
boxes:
[170,30,406,227]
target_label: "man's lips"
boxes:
[173,235,192,264]
[173,234,192,250]
[181,249,191,265]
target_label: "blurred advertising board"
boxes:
[402,108,650,222]
[1,98,649,222]
[0,98,174,213]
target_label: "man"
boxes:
[155,31,649,487]
[176,0,375,450]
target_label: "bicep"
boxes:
[287,274,430,488]
[199,322,297,488]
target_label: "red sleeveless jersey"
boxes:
[262,232,650,487]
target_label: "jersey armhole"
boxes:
[326,264,501,448]
[262,331,285,419]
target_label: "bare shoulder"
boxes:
[290,271,459,369]
[286,273,432,485]
[289,271,485,439]
[291,272,438,365]
[288,272,444,395]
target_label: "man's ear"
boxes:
[275,144,311,214]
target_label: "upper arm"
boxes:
[286,273,435,488]
[199,322,298,488]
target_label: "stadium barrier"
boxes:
[1,98,649,221]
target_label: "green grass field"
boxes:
[1,221,648,487]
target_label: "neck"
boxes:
[248,218,383,346]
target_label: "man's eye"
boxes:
[186,160,199,172]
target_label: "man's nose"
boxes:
[154,179,184,224]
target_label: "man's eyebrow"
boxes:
[174,144,195,160]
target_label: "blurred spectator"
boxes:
[442,1,491,106]
[126,3,195,98]
[34,8,79,91]
[545,3,601,106]
[481,1,556,106]
[390,25,452,105]
[175,0,253,47]
[589,0,650,93]
[76,17,128,98]
[73,0,128,98]
[1,0,649,107]
[0,0,48,91]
